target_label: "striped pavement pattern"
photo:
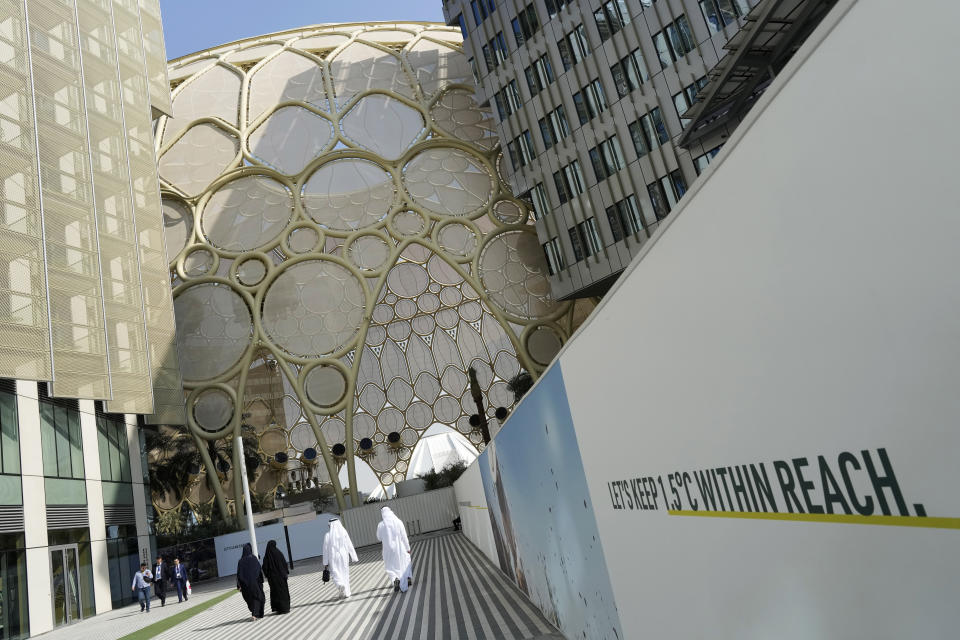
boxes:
[153,531,562,640]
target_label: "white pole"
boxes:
[235,436,258,557]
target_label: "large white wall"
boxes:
[452,461,497,563]
[553,0,960,637]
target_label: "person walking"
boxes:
[322,518,357,600]
[153,555,170,606]
[172,558,189,603]
[261,540,290,614]
[377,507,413,593]
[131,563,153,612]
[236,543,265,620]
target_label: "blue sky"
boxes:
[160,0,446,59]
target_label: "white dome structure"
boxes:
[156,22,595,519]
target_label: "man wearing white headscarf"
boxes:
[322,518,358,599]
[377,506,413,593]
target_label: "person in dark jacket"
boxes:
[153,556,170,606]
[261,540,291,614]
[172,557,189,602]
[236,544,265,620]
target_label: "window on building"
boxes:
[693,145,723,175]
[495,79,523,120]
[610,48,649,98]
[653,15,696,68]
[700,0,750,33]
[569,218,602,261]
[557,24,590,71]
[628,107,670,157]
[530,182,550,220]
[469,57,479,83]
[568,225,584,261]
[573,78,607,125]
[507,130,535,171]
[647,169,688,221]
[458,14,468,40]
[39,389,84,480]
[471,0,487,27]
[97,414,131,484]
[484,32,509,71]
[543,237,564,274]
[553,159,585,204]
[594,0,631,42]
[545,0,569,19]
[606,194,644,241]
[539,105,570,150]
[0,383,19,478]
[512,4,540,47]
[673,76,708,127]
[588,134,625,182]
[580,218,602,256]
[524,53,555,95]
[522,183,551,220]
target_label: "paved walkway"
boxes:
[39,532,562,640]
[37,571,236,640]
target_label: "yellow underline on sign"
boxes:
[667,510,960,529]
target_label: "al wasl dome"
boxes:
[153,22,594,520]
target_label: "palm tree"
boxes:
[506,371,534,403]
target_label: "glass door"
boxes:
[50,545,82,627]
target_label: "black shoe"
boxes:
[393,578,400,592]
[407,577,413,587]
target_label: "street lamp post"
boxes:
[235,435,258,557]
[468,367,509,445]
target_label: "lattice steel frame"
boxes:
[155,22,594,519]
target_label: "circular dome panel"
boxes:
[304,365,348,407]
[479,230,555,320]
[402,147,493,217]
[302,159,395,231]
[193,388,234,433]
[175,283,252,380]
[261,260,365,357]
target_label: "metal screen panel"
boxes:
[113,0,183,423]
[28,0,111,400]
[0,0,54,380]
[135,0,170,117]
[78,0,154,413]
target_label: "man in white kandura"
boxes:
[377,506,413,593]
[322,518,358,600]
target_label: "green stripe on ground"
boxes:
[117,590,237,640]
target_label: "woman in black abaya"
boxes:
[236,544,265,620]
[261,540,291,614]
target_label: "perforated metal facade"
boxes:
[157,22,595,519]
[0,0,178,414]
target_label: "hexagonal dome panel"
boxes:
[341,93,424,160]
[248,105,334,175]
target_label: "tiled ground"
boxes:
[39,531,563,640]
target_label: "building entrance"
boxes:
[49,545,82,627]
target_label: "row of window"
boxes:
[524,53,555,96]
[482,31,509,72]
[573,78,607,126]
[470,0,496,27]
[588,134,626,183]
[539,104,571,150]
[610,48,649,98]
[511,3,541,48]
[594,0,631,43]
[557,24,590,72]
[672,76,709,127]
[493,79,522,120]
[540,170,690,273]
[507,129,535,171]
